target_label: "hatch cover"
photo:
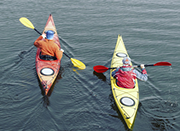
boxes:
[40,68,54,76]
[120,97,135,107]
[116,53,127,57]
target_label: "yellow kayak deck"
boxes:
[110,35,139,129]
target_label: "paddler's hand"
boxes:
[60,49,64,52]
[140,64,145,69]
[41,34,46,39]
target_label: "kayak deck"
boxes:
[35,14,61,95]
[110,35,139,129]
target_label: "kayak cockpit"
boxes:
[115,79,135,89]
[39,52,57,61]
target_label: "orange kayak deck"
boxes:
[35,14,61,95]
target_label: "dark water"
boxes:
[1,0,180,130]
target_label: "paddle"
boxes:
[93,62,172,73]
[19,17,86,70]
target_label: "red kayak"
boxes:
[35,14,61,95]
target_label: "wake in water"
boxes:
[42,95,50,107]
[139,96,179,131]
[16,45,34,64]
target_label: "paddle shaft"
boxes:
[106,66,142,71]
[63,52,71,59]
[94,61,171,73]
[34,28,42,35]
[136,64,154,67]
[113,64,166,69]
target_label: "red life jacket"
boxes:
[115,66,136,89]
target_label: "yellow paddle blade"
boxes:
[19,17,35,29]
[70,58,86,70]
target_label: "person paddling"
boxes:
[34,30,64,60]
[112,57,148,89]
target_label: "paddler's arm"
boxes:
[34,35,44,47]
[55,48,64,60]
[112,67,120,78]
[133,64,148,81]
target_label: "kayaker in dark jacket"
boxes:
[34,30,64,60]
[112,57,148,89]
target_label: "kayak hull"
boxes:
[35,14,61,95]
[110,35,139,129]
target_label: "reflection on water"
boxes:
[139,97,179,131]
[93,71,106,82]
[43,95,50,107]
[72,68,80,75]
[37,69,63,107]
[150,117,176,131]
[108,93,133,130]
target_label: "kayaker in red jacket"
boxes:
[112,57,148,89]
[34,30,63,60]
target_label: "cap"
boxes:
[46,30,54,40]
[122,57,131,65]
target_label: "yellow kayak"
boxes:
[110,35,139,129]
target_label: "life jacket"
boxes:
[34,36,62,60]
[115,66,136,89]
